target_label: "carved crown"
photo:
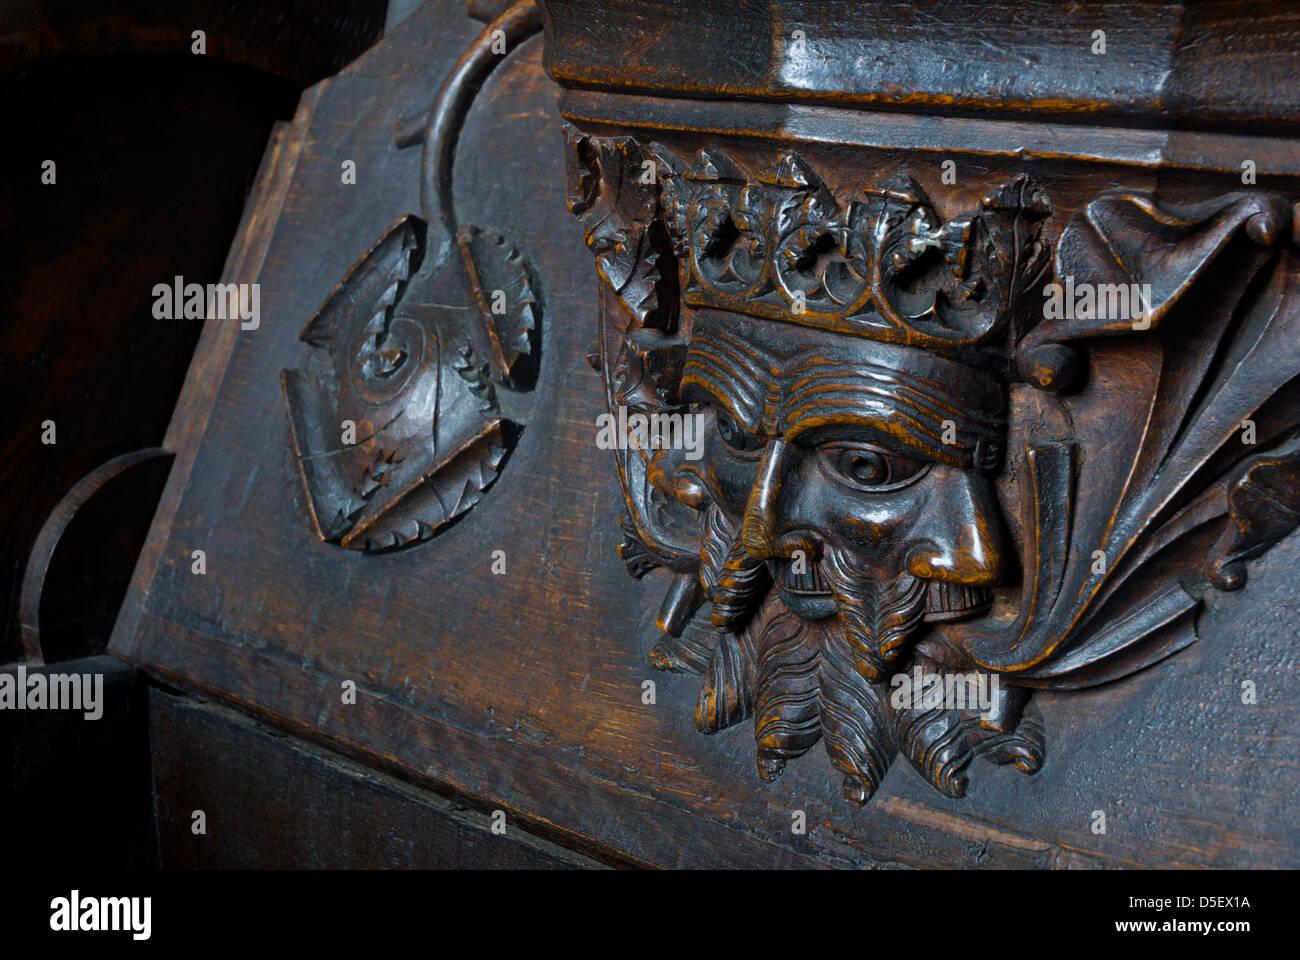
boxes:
[649,145,1053,362]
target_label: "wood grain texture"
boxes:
[541,0,1300,132]
[564,123,1300,809]
[110,0,1300,867]
[149,690,602,868]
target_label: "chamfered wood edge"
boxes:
[561,90,1300,177]
[107,81,326,661]
[149,689,610,869]
[115,611,823,868]
[539,0,1300,134]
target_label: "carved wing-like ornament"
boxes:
[930,191,1300,687]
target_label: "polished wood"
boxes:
[107,0,1300,867]
[566,126,1300,804]
[284,0,542,550]
[542,0,1300,131]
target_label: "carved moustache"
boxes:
[819,549,929,682]
[701,498,930,681]
[699,503,770,631]
[744,563,955,801]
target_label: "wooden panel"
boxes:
[110,0,1300,868]
[149,690,601,868]
[542,0,1300,131]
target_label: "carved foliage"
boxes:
[282,215,540,551]
[566,126,1300,804]
[282,6,546,552]
[933,191,1300,684]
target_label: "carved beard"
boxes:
[694,508,950,801]
[743,596,1043,804]
[819,549,929,682]
[713,570,1020,804]
[698,503,770,630]
[696,564,937,803]
[697,501,927,680]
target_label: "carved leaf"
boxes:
[938,190,1300,685]
[340,419,508,551]
[456,225,541,386]
[1209,431,1300,589]
[284,211,538,552]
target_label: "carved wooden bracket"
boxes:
[566,128,1300,803]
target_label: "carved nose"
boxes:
[741,440,788,560]
[905,470,1005,586]
[739,442,819,562]
[667,461,708,508]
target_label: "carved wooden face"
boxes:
[667,310,1008,675]
[569,129,1300,803]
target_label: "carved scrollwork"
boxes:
[281,216,539,551]
[282,2,544,551]
[566,125,1300,804]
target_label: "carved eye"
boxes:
[837,448,887,484]
[715,412,753,452]
[820,443,927,491]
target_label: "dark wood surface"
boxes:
[542,0,1300,132]
[110,0,1300,868]
[149,689,600,868]
[0,2,390,664]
